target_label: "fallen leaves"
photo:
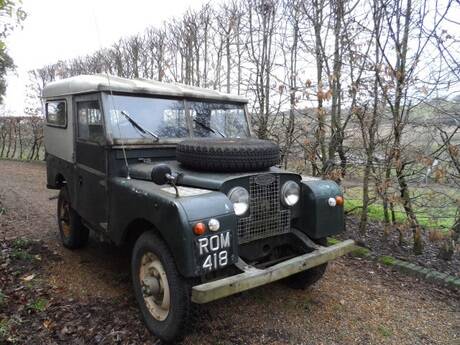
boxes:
[21,274,35,282]
[42,319,53,330]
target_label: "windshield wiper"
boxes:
[120,111,159,141]
[193,118,226,138]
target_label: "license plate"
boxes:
[196,231,231,272]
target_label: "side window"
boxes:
[46,100,67,127]
[77,101,104,143]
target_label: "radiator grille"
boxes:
[237,175,290,243]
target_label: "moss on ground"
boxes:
[350,247,371,258]
[327,237,341,246]
[378,255,396,266]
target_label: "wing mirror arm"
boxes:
[165,172,183,198]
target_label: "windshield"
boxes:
[189,101,248,138]
[105,95,249,140]
[106,95,187,139]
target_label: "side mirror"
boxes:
[150,164,172,185]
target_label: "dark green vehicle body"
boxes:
[48,153,343,278]
[108,161,344,277]
[44,75,346,280]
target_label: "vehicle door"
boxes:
[74,94,108,231]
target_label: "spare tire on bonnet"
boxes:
[176,138,280,172]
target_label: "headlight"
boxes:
[227,187,249,215]
[281,181,300,206]
[208,218,220,231]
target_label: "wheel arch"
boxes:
[116,212,197,278]
[109,178,199,277]
[122,218,166,250]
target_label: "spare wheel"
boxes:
[176,138,280,172]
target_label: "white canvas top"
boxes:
[42,74,248,103]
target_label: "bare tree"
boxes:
[247,0,279,139]
[374,0,453,253]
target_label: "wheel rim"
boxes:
[139,252,170,321]
[59,199,71,237]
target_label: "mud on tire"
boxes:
[176,138,280,172]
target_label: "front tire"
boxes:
[284,263,328,289]
[132,231,191,342]
[57,187,89,249]
[284,238,328,289]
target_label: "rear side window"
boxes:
[46,100,67,127]
[77,101,104,143]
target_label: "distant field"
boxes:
[343,184,457,230]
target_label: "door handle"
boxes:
[78,176,83,185]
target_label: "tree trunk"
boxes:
[359,159,371,233]
[380,177,389,229]
[396,163,422,253]
[226,31,231,94]
[28,141,36,161]
[360,0,381,233]
[328,0,343,163]
[34,141,42,160]
[0,132,6,157]
[18,120,23,159]
[6,121,12,158]
[236,16,241,95]
[282,8,299,169]
[11,123,17,159]
[454,211,460,242]
[312,1,327,174]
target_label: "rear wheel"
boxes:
[57,187,89,249]
[132,231,191,342]
[284,238,328,289]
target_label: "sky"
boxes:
[3,0,222,114]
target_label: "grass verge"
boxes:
[344,196,456,230]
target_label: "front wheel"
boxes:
[131,231,191,342]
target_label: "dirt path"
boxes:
[0,160,129,299]
[0,160,459,344]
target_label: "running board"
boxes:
[191,239,356,304]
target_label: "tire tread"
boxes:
[176,138,280,172]
[132,231,193,342]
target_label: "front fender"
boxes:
[108,178,237,277]
[294,179,345,239]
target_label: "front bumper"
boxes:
[191,239,356,304]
